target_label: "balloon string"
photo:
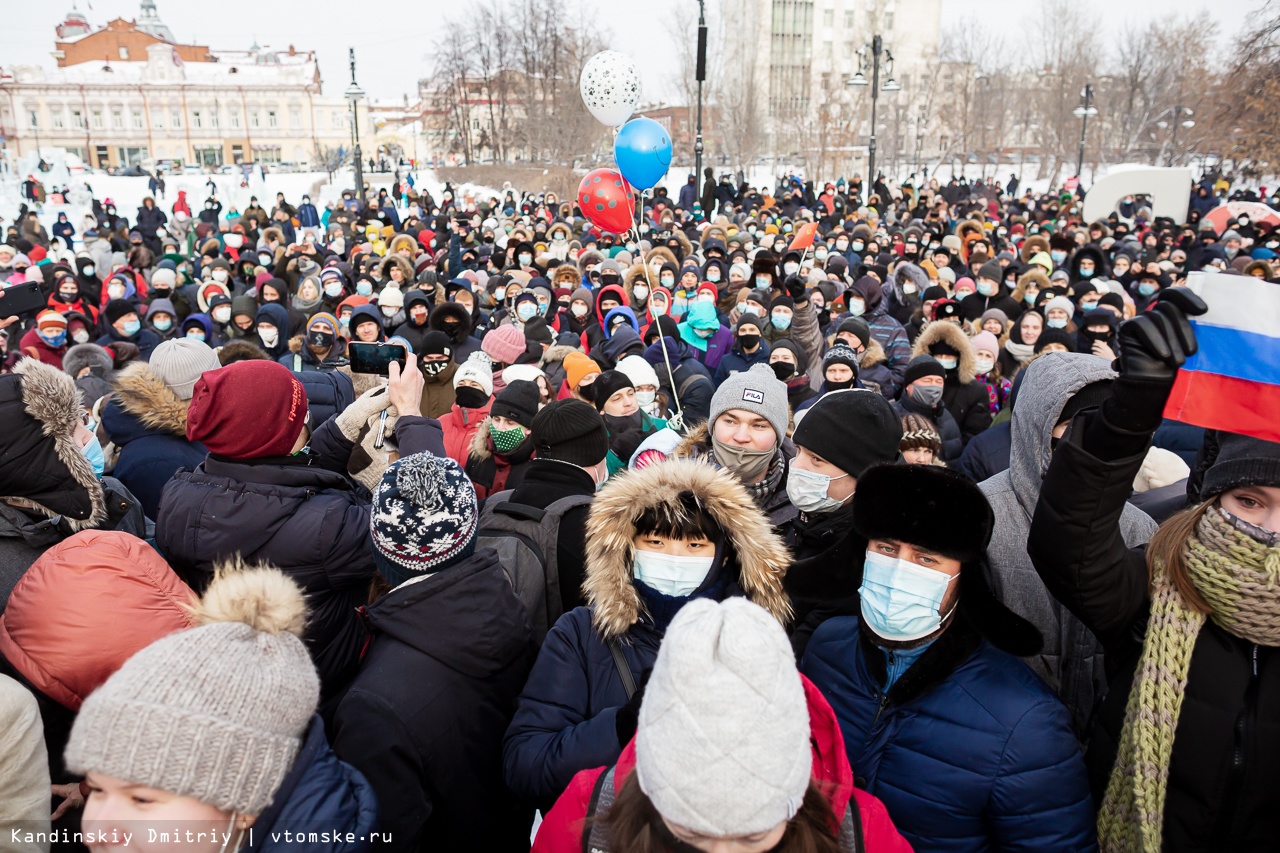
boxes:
[628,187,683,418]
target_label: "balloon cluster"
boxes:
[577,50,673,234]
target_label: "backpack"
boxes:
[581,765,865,853]
[476,489,593,642]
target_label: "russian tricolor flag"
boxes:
[1164,272,1280,443]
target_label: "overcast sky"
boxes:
[0,0,1260,105]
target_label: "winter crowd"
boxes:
[0,169,1277,853]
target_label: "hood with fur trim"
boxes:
[378,252,415,285]
[111,362,190,437]
[623,263,655,295]
[1019,234,1050,264]
[911,320,977,384]
[644,246,680,271]
[539,343,581,368]
[859,338,887,368]
[0,360,107,529]
[1010,268,1049,305]
[583,458,791,639]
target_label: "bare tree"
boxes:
[313,142,347,182]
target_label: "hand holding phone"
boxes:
[387,352,424,415]
[348,342,407,375]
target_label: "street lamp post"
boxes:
[693,0,707,190]
[1156,105,1195,166]
[847,35,899,203]
[345,48,365,206]
[1072,83,1097,179]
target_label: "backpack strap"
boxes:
[677,371,710,398]
[608,638,637,700]
[491,501,547,523]
[583,766,618,853]
[838,792,865,853]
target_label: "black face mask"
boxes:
[738,333,761,351]
[771,361,796,381]
[826,377,856,391]
[454,385,489,409]
[602,410,643,433]
[1082,328,1112,343]
[307,331,335,349]
[422,359,450,375]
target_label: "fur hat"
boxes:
[854,463,993,563]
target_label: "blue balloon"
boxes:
[614,117,672,191]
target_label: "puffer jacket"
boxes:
[155,415,444,697]
[333,549,537,852]
[246,717,380,853]
[0,530,194,781]
[100,363,207,519]
[802,571,1096,852]
[911,321,992,446]
[1029,410,1280,851]
[532,676,912,853]
[441,398,493,468]
[502,459,792,808]
[979,352,1156,735]
[712,339,771,385]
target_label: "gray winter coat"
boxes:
[978,352,1156,736]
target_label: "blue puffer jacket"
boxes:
[156,416,444,697]
[246,717,379,853]
[802,613,1096,852]
[100,364,207,519]
[296,369,355,429]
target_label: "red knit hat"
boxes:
[186,361,308,459]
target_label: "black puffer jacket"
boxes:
[332,549,537,852]
[1029,412,1280,851]
[155,415,443,696]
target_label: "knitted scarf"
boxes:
[1098,506,1280,852]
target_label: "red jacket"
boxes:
[532,676,913,852]
[18,327,66,370]
[440,399,492,468]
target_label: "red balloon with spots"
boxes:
[576,169,635,235]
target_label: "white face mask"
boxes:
[571,303,589,318]
[212,306,231,324]
[632,550,714,598]
[935,356,958,371]
[108,284,126,298]
[784,262,799,275]
[634,285,649,300]
[382,307,399,318]
[635,389,656,407]
[902,283,917,295]
[848,298,866,317]
[258,327,279,346]
[212,269,229,282]
[786,464,850,514]
[974,357,994,375]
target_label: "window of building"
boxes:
[91,109,103,129]
[72,109,84,129]
[886,11,894,29]
[230,110,240,128]
[332,111,343,129]
[132,110,143,129]
[252,144,281,163]
[825,40,834,59]
[823,9,833,26]
[119,46,129,60]
[171,109,182,129]
[192,110,202,129]
[844,10,855,28]
[153,110,164,129]
[209,109,219,128]
[267,110,277,128]
[251,111,260,128]
[51,108,64,129]
[28,109,38,129]
[289,107,301,129]
[112,109,123,130]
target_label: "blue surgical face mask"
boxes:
[356,282,373,296]
[1078,266,1095,278]
[517,302,538,322]
[38,330,67,348]
[1047,317,1069,329]
[976,281,996,297]
[934,355,958,371]
[1050,250,1067,264]
[1138,283,1158,297]
[771,311,792,330]
[153,317,173,332]
[81,433,106,480]
[859,550,957,641]
[121,318,141,337]
[756,276,770,288]
[186,330,207,342]
[324,281,344,298]
[632,550,714,598]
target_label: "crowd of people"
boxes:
[0,166,1276,853]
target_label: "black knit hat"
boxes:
[903,354,945,387]
[1202,432,1280,499]
[770,295,795,312]
[836,317,871,348]
[1033,327,1074,353]
[922,285,948,302]
[771,338,807,373]
[420,330,452,359]
[793,390,901,478]
[523,315,555,346]
[532,399,610,466]
[592,369,635,412]
[491,379,540,428]
[104,298,138,326]
[853,463,993,562]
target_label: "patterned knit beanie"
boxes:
[370,451,478,587]
[65,565,318,816]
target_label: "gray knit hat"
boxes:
[65,564,319,816]
[709,362,789,442]
[149,338,222,400]
[635,598,810,836]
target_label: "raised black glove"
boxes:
[1104,288,1208,436]
[784,274,807,303]
[1114,287,1207,383]
[614,667,652,745]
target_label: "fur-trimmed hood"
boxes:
[644,246,680,271]
[911,320,977,384]
[111,362,190,437]
[1011,268,1049,305]
[378,252,415,284]
[0,360,106,529]
[663,230,693,261]
[1019,234,1050,264]
[859,338,888,368]
[623,263,654,293]
[583,458,792,639]
[539,343,580,368]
